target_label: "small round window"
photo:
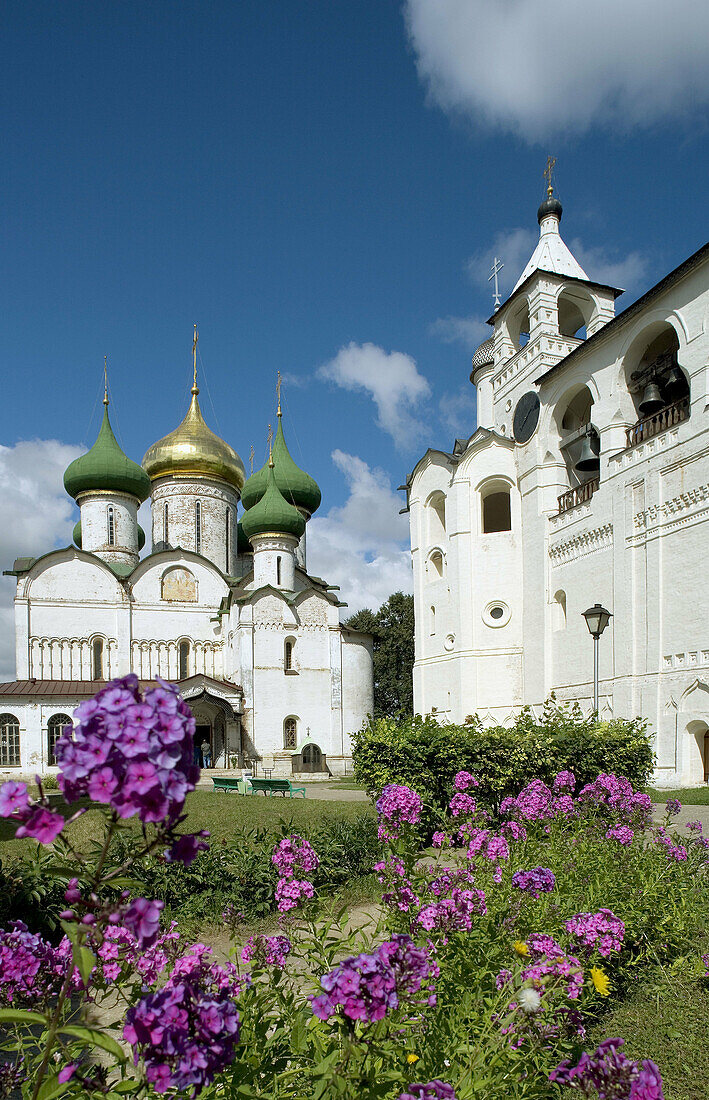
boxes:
[482,601,511,628]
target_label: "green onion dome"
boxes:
[241,416,321,514]
[240,463,306,542]
[73,520,82,549]
[137,525,146,552]
[64,405,151,503]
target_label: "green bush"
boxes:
[351,699,655,813]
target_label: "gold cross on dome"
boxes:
[249,444,255,474]
[267,423,273,465]
[544,155,556,196]
[276,370,282,416]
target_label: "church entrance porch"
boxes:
[179,676,243,770]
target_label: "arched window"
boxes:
[556,385,600,485]
[558,289,593,339]
[626,326,689,423]
[509,300,530,349]
[0,713,20,767]
[429,606,436,635]
[107,506,115,546]
[284,638,295,672]
[47,713,71,765]
[225,508,231,573]
[283,716,297,749]
[195,501,202,555]
[179,640,190,680]
[553,590,567,632]
[428,550,444,580]
[163,502,169,546]
[276,555,282,586]
[92,638,104,680]
[427,492,446,545]
[481,484,512,533]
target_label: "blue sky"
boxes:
[1,0,708,673]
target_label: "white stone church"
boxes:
[404,185,709,787]
[1,363,373,779]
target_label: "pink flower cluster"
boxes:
[500,779,576,824]
[0,922,66,1005]
[565,909,625,958]
[606,823,635,846]
[399,1083,456,1100]
[311,934,438,1023]
[449,792,478,818]
[375,857,421,913]
[453,770,479,792]
[553,770,576,793]
[376,784,423,841]
[521,937,584,1002]
[577,774,653,825]
[551,1038,664,1099]
[511,867,556,899]
[461,827,510,874]
[241,934,292,968]
[653,827,688,862]
[416,887,487,940]
[0,781,64,844]
[272,835,319,912]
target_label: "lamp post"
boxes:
[582,603,612,714]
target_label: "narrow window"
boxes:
[107,506,115,546]
[92,638,104,680]
[0,713,20,767]
[284,717,297,749]
[163,502,169,546]
[195,501,202,555]
[276,555,282,586]
[179,640,190,680]
[47,713,71,765]
[225,507,231,573]
[284,639,293,672]
[482,488,512,533]
[430,606,436,635]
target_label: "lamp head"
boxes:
[582,603,612,638]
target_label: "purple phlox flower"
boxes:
[275,877,315,912]
[165,831,210,866]
[0,922,69,1005]
[14,806,65,844]
[551,1038,664,1100]
[565,909,625,958]
[53,675,198,832]
[687,819,704,833]
[241,934,291,968]
[502,779,554,823]
[526,933,564,958]
[399,1083,456,1100]
[501,820,527,843]
[553,770,576,793]
[416,887,487,940]
[123,898,164,948]
[653,827,688,862]
[453,770,479,792]
[449,791,477,818]
[522,951,584,1002]
[606,823,635,846]
[0,781,29,817]
[431,831,452,849]
[271,835,319,879]
[312,935,438,1023]
[577,774,653,826]
[511,867,556,899]
[665,798,682,817]
[376,784,423,841]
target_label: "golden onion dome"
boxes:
[142,385,246,493]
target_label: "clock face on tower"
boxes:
[513,391,541,444]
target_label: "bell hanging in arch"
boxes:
[638,380,664,415]
[664,365,684,392]
[575,432,600,473]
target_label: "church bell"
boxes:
[574,434,600,473]
[664,366,684,393]
[638,380,664,415]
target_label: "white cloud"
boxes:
[0,440,83,680]
[439,386,477,439]
[569,241,648,292]
[429,315,489,348]
[404,0,709,139]
[307,450,412,614]
[317,342,431,449]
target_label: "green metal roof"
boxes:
[240,463,306,542]
[241,416,321,514]
[64,406,151,502]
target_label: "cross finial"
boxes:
[488,256,504,311]
[544,155,556,197]
[103,355,109,406]
[267,423,274,467]
[276,370,282,417]
[249,444,255,474]
[192,324,199,395]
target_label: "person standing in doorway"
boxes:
[201,738,211,769]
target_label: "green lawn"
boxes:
[648,787,709,805]
[0,789,374,858]
[589,950,709,1100]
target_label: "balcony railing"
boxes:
[557,476,600,515]
[625,396,690,449]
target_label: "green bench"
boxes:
[212,776,243,793]
[249,777,306,798]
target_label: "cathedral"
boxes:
[0,346,373,778]
[403,182,709,788]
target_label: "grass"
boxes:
[0,789,374,859]
[648,787,709,805]
[589,948,709,1100]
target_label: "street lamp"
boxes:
[582,603,612,714]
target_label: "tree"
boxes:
[345,592,414,717]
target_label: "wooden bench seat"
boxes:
[249,777,306,798]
